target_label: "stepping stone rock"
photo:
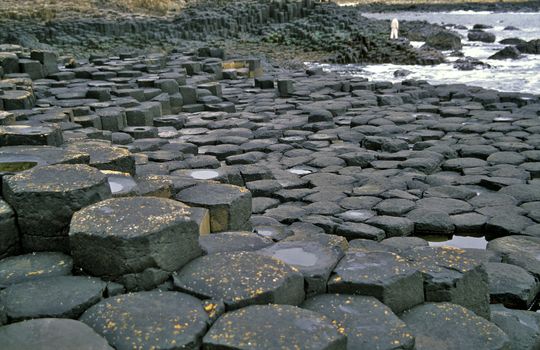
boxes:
[0,125,63,147]
[0,199,18,259]
[0,252,72,288]
[0,276,106,322]
[365,216,414,237]
[400,246,490,319]
[203,304,346,350]
[499,184,540,204]
[490,304,540,350]
[485,262,539,309]
[258,241,343,296]
[173,252,305,310]
[80,291,208,350]
[3,164,111,252]
[407,208,455,235]
[67,141,136,175]
[176,183,252,232]
[487,235,540,278]
[401,302,510,350]
[302,294,415,350]
[199,231,273,255]
[69,197,202,290]
[328,250,424,313]
[0,318,112,350]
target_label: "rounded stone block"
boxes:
[80,291,208,350]
[401,303,510,350]
[203,304,346,350]
[69,197,202,288]
[0,318,113,350]
[0,90,36,110]
[302,294,415,350]
[0,125,63,147]
[327,250,424,313]
[0,276,106,322]
[486,262,539,309]
[67,141,135,175]
[176,183,252,232]
[2,164,111,252]
[400,246,490,319]
[487,235,540,278]
[0,252,72,288]
[0,199,18,259]
[173,252,305,310]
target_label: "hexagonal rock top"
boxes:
[69,197,202,289]
[173,252,305,310]
[399,246,490,319]
[2,164,111,252]
[203,304,346,350]
[0,318,113,350]
[66,141,135,175]
[176,183,252,232]
[0,252,72,288]
[80,292,208,350]
[327,250,424,313]
[401,303,510,350]
[0,276,106,322]
[302,294,415,350]
[0,125,63,147]
[487,235,540,278]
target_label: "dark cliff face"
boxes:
[0,0,449,65]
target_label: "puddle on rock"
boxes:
[106,174,137,194]
[288,168,312,175]
[189,169,220,180]
[272,247,318,267]
[422,234,488,250]
[0,161,38,172]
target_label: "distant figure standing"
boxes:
[390,18,399,39]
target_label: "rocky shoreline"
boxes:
[1,1,540,349]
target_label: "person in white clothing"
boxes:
[390,18,399,39]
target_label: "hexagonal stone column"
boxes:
[0,319,113,350]
[176,183,252,232]
[302,294,415,350]
[203,304,346,350]
[400,246,490,319]
[69,197,202,291]
[401,303,510,350]
[67,141,135,175]
[80,291,208,350]
[3,164,111,252]
[487,235,540,278]
[173,252,305,310]
[327,250,424,313]
[0,252,72,288]
[0,125,63,147]
[0,276,106,322]
[0,199,18,259]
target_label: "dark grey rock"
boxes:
[302,294,415,350]
[199,231,273,255]
[3,164,111,252]
[328,250,424,313]
[485,262,539,309]
[69,197,201,289]
[203,304,346,350]
[1,276,106,321]
[401,302,510,350]
[80,291,208,350]
[490,304,540,350]
[173,252,305,310]
[0,318,113,350]
[0,199,18,259]
[487,235,540,278]
[0,252,72,288]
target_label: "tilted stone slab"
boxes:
[69,197,202,290]
[176,183,252,232]
[0,125,63,147]
[401,303,510,350]
[3,164,111,252]
[487,235,540,278]
[0,318,113,350]
[327,250,424,313]
[80,291,208,350]
[302,294,415,350]
[399,246,490,319]
[203,304,346,350]
[0,252,72,288]
[0,276,106,322]
[258,240,343,296]
[173,251,305,310]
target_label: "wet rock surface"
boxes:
[0,0,539,346]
